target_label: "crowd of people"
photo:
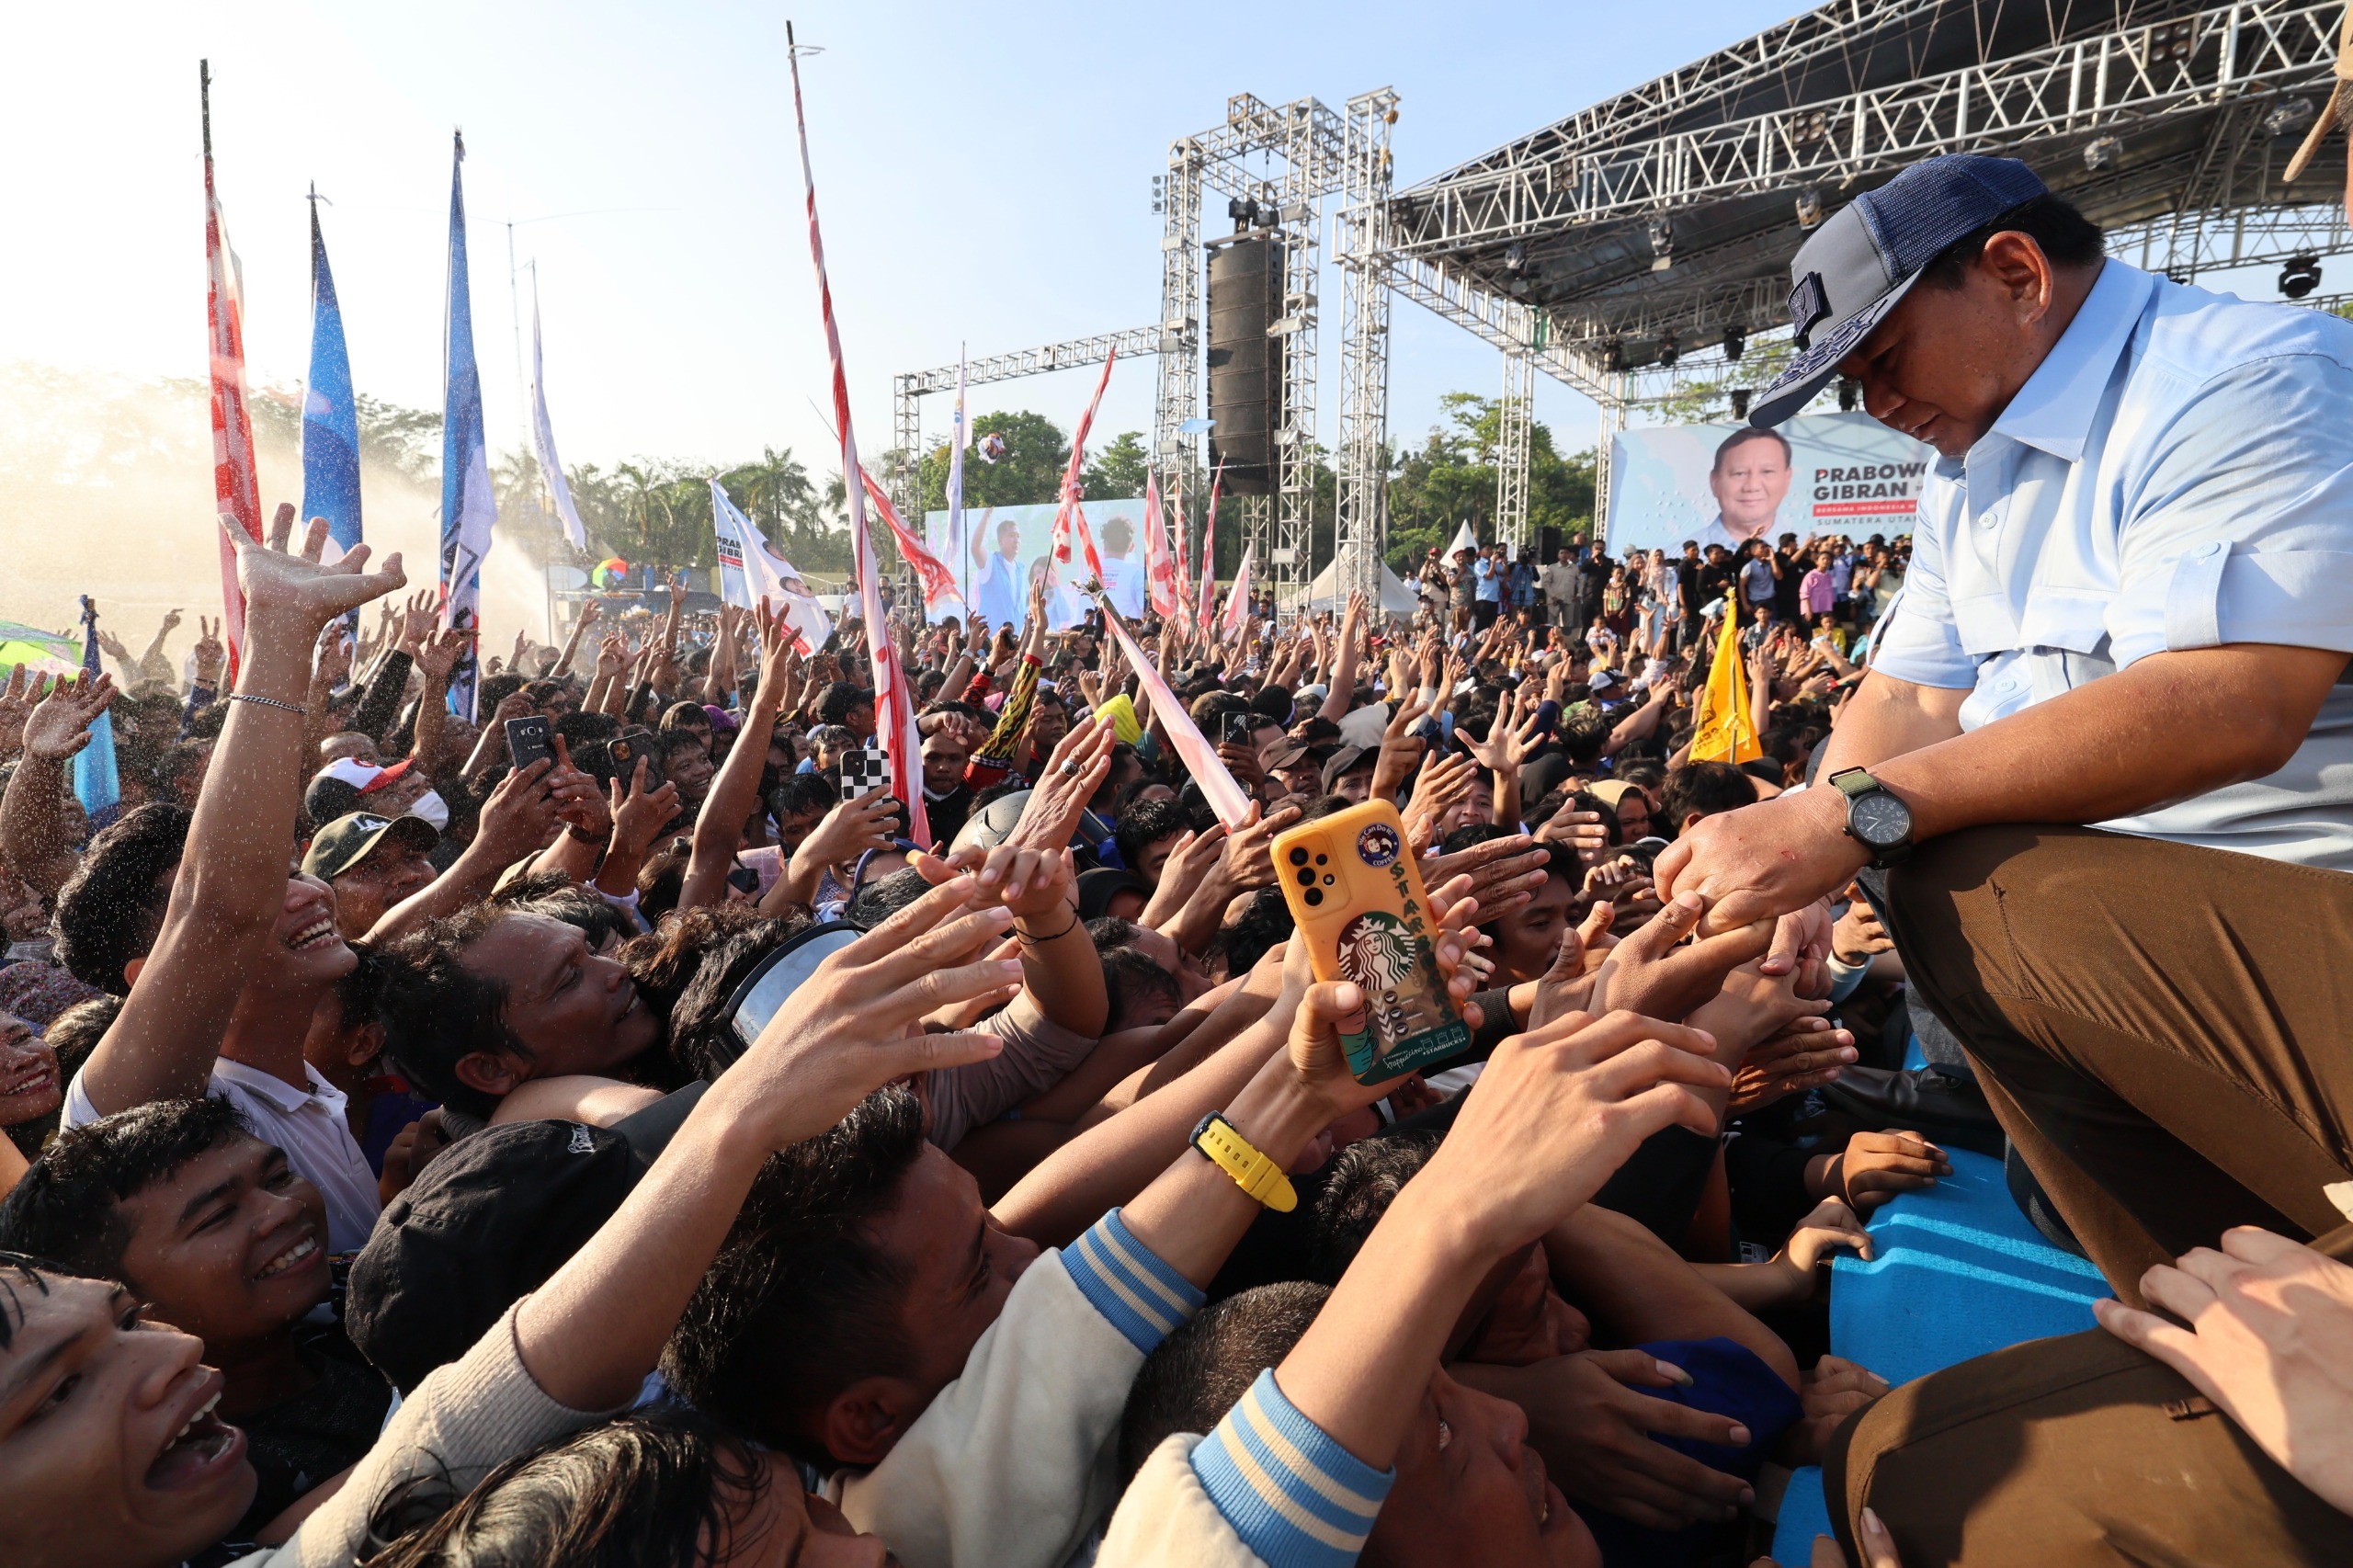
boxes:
[3,145,2353,1568]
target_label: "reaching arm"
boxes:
[680,607,796,911]
[82,513,404,1114]
[0,675,118,901]
[552,602,597,681]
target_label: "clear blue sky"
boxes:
[6,0,1805,486]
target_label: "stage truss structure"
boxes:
[897,0,2350,610]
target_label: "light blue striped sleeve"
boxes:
[1059,1207,1205,1355]
[1188,1368,1392,1568]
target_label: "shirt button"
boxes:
[1980,509,2002,529]
[2200,540,2224,560]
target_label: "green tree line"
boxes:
[248,388,1597,584]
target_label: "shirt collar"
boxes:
[210,1056,347,1115]
[1982,259,2155,464]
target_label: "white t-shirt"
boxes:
[65,1056,382,1254]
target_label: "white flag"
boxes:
[711,480,833,655]
[529,290,588,550]
[1220,541,1256,641]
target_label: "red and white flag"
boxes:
[787,28,927,846]
[1171,468,1194,631]
[857,466,968,620]
[202,73,262,679]
[1098,603,1253,830]
[1195,460,1223,638]
[1050,349,1117,582]
[1142,468,1181,619]
[1220,541,1256,642]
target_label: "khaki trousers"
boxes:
[1825,825,2353,1564]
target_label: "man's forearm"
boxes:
[0,756,76,899]
[1828,646,2342,842]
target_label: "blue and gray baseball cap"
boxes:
[1748,154,2051,426]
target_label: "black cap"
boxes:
[301,811,438,881]
[346,1085,703,1393]
[1076,867,1152,921]
[1319,744,1377,795]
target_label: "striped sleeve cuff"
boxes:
[1188,1368,1392,1568]
[1060,1208,1206,1355]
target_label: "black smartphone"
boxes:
[608,726,667,794]
[505,715,553,771]
[1222,711,1253,746]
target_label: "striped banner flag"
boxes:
[200,63,262,679]
[1050,350,1115,584]
[787,24,927,847]
[1142,468,1181,619]
[856,466,966,620]
[1097,601,1252,830]
[1195,460,1224,638]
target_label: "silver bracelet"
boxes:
[227,693,310,717]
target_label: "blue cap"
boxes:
[1748,154,2049,426]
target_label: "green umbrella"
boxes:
[0,621,83,680]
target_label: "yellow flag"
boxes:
[1688,595,1762,764]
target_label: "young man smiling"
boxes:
[0,1097,391,1539]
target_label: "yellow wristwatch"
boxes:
[1190,1112,1298,1212]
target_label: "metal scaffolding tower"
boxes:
[1332,88,1399,605]
[1494,342,1535,553]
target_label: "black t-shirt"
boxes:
[233,1317,395,1540]
[1676,556,1701,613]
[1695,560,1735,609]
[1772,548,1805,622]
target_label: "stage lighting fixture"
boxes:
[2265,97,2317,139]
[2084,135,2123,172]
[1504,242,1528,273]
[1731,389,1752,420]
[1793,189,1824,230]
[1836,377,1859,412]
[1646,217,1675,271]
[1720,321,1746,361]
[2280,255,2324,299]
[1656,331,1679,369]
[1603,339,1625,372]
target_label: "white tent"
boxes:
[1302,558,1423,616]
[1444,518,1480,557]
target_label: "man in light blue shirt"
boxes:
[1655,152,2353,1559]
[1656,155,2353,1280]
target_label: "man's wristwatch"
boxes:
[1828,767,1915,868]
[1189,1112,1299,1212]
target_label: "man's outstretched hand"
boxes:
[1653,787,1857,972]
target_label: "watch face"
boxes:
[1850,790,1912,848]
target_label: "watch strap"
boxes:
[1190,1113,1299,1213]
[1828,765,1879,799]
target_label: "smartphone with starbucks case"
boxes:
[1270,800,1470,1085]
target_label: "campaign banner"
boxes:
[924,496,1150,631]
[1603,412,1930,557]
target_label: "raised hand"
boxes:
[1401,749,1477,847]
[725,874,1021,1145]
[226,513,407,653]
[794,791,901,873]
[1218,801,1304,892]
[545,735,610,838]
[1724,1020,1857,1114]
[608,756,682,858]
[191,616,226,685]
[21,670,117,761]
[399,588,438,650]
[472,757,565,862]
[95,628,131,662]
[1465,684,1540,773]
[1422,833,1551,926]
[0,665,35,757]
[411,625,472,686]
[1009,713,1117,853]
[313,623,353,688]
[1587,890,1776,1024]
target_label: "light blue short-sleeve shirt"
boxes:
[1872,259,2353,869]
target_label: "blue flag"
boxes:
[438,131,497,719]
[301,196,363,562]
[74,597,120,830]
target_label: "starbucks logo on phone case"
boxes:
[1356,823,1401,869]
